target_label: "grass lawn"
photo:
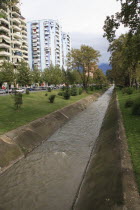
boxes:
[0,90,99,135]
[117,90,140,192]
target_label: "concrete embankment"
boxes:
[0,92,102,173]
[73,91,140,210]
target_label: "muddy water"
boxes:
[0,87,114,210]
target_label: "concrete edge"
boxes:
[0,92,102,174]
[116,96,140,209]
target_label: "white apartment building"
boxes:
[27,19,71,71]
[62,32,71,70]
[0,2,28,64]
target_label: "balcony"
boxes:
[22,36,27,41]
[0,17,9,25]
[22,45,28,50]
[23,55,28,60]
[12,18,21,25]
[0,51,10,57]
[22,49,28,54]
[0,43,10,49]
[12,39,21,46]
[12,25,21,32]
[0,34,10,42]
[0,26,10,33]
[12,11,20,18]
[13,32,21,39]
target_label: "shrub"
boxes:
[26,89,30,94]
[48,87,52,92]
[45,93,48,96]
[71,85,78,96]
[79,88,83,95]
[63,88,71,100]
[125,99,134,108]
[90,86,94,91]
[61,86,65,91]
[122,87,134,95]
[14,93,23,110]
[58,92,63,96]
[48,95,56,103]
[132,98,140,115]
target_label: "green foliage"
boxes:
[118,90,140,192]
[16,61,32,87]
[58,92,64,96]
[108,34,140,87]
[132,98,140,116]
[43,65,64,86]
[63,87,71,100]
[79,88,83,95]
[93,69,107,86]
[122,87,134,95]
[103,0,140,42]
[45,93,48,96]
[14,93,23,110]
[0,61,15,87]
[71,85,78,96]
[48,87,51,92]
[125,99,134,108]
[32,68,42,85]
[48,95,56,103]
[26,89,30,95]
[68,45,101,89]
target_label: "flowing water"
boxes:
[0,87,114,210]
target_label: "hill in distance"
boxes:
[98,63,112,74]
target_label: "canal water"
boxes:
[0,87,114,210]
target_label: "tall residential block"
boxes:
[0,2,28,64]
[27,19,71,71]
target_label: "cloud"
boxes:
[71,32,110,64]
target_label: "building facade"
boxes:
[0,2,28,64]
[27,19,71,71]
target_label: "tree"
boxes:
[0,61,15,88]
[93,69,107,86]
[32,68,42,85]
[16,61,32,87]
[43,65,64,86]
[68,45,100,89]
[0,0,19,6]
[103,0,140,42]
[103,0,140,88]
[108,33,140,87]
[64,69,82,85]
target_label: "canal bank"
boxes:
[0,87,113,210]
[0,92,102,173]
[73,91,140,210]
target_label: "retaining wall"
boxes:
[0,92,101,173]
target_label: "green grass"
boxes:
[117,89,140,192]
[0,90,99,135]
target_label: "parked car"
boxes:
[5,89,12,93]
[0,89,6,94]
[16,89,25,93]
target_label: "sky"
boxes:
[20,0,127,64]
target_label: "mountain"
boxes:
[98,63,112,74]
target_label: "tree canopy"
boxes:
[103,0,140,42]
[68,45,100,89]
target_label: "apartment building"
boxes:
[62,32,71,70]
[27,19,71,71]
[0,2,28,64]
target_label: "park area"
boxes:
[117,89,140,193]
[0,88,101,135]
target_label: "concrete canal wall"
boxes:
[0,92,102,172]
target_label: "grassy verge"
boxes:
[0,90,100,135]
[117,89,140,193]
